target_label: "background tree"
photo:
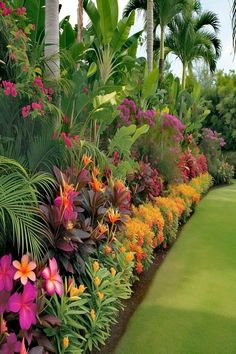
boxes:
[233,0,236,49]
[146,0,154,71]
[45,0,60,78]
[77,0,83,42]
[154,9,221,89]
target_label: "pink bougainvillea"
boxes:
[2,81,17,97]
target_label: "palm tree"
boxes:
[77,0,83,43]
[154,10,221,89]
[147,0,154,71]
[45,0,60,78]
[233,0,236,49]
[123,0,186,81]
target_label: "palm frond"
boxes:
[0,156,55,260]
[195,11,220,33]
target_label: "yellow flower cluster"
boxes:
[170,183,200,205]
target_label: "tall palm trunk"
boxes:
[45,0,60,79]
[158,25,165,83]
[181,62,186,89]
[146,0,154,72]
[77,0,83,42]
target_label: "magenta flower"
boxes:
[21,105,31,118]
[1,333,21,354]
[42,258,63,297]
[31,102,42,110]
[2,81,17,97]
[16,6,26,16]
[8,283,37,330]
[0,290,10,314]
[0,254,15,292]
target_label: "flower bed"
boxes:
[0,173,212,353]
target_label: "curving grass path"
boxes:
[116,183,236,354]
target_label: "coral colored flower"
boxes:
[19,338,27,354]
[0,254,15,291]
[120,246,126,253]
[90,309,96,321]
[92,166,100,177]
[93,261,99,273]
[42,258,63,296]
[0,317,7,334]
[0,290,10,314]
[110,267,116,277]
[104,245,111,254]
[13,255,36,285]
[63,336,69,349]
[97,222,108,235]
[90,174,103,192]
[107,208,120,224]
[21,105,31,118]
[2,81,17,97]
[135,262,143,274]
[8,283,37,330]
[1,332,21,354]
[61,132,73,148]
[82,154,92,167]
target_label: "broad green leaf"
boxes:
[143,68,159,100]
[60,20,76,49]
[84,1,101,42]
[87,62,97,77]
[93,92,117,109]
[111,12,135,52]
[96,0,114,45]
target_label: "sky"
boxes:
[60,0,235,76]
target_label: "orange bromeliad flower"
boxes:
[13,255,36,285]
[70,284,86,297]
[97,222,108,235]
[92,166,100,177]
[93,261,99,273]
[90,309,96,321]
[107,208,120,224]
[82,154,92,167]
[90,173,103,192]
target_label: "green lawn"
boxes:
[116,183,236,354]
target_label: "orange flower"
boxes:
[63,336,69,349]
[97,222,108,235]
[107,208,120,224]
[110,267,116,277]
[125,252,134,263]
[92,166,100,177]
[93,261,99,273]
[90,174,103,192]
[13,255,36,285]
[97,291,104,300]
[82,154,92,167]
[104,245,112,254]
[120,246,126,253]
[90,309,96,321]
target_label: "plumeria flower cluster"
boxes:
[0,253,63,352]
[118,98,156,127]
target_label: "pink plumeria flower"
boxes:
[0,254,15,292]
[42,258,63,297]
[13,255,36,285]
[8,283,37,330]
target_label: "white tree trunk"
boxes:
[146,0,154,72]
[77,0,83,43]
[45,0,60,79]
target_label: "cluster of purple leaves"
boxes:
[202,128,225,147]
[162,114,185,142]
[118,98,155,127]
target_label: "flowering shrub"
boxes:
[127,160,163,205]
[153,197,179,243]
[161,113,185,142]
[190,173,213,195]
[178,149,208,182]
[118,98,156,127]
[169,183,201,207]
[213,161,234,185]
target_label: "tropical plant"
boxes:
[155,8,221,88]
[0,156,54,260]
